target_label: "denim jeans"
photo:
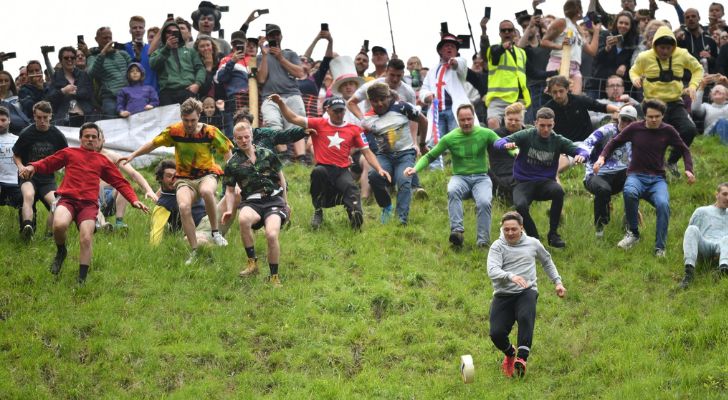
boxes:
[369,149,416,223]
[428,107,457,170]
[100,97,117,119]
[447,174,493,245]
[623,174,670,250]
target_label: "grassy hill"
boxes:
[1,135,727,399]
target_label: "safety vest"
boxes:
[485,45,531,108]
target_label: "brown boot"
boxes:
[239,257,259,277]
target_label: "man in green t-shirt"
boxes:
[404,104,500,248]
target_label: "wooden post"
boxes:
[248,56,259,128]
[559,29,574,78]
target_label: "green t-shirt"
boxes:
[414,126,500,175]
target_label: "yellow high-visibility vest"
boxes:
[485,45,531,108]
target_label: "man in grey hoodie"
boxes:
[487,211,566,378]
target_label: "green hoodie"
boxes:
[150,20,206,91]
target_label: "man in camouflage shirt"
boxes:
[221,122,289,287]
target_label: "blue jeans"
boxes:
[623,174,670,250]
[429,107,457,170]
[369,149,416,223]
[101,97,117,119]
[448,174,493,245]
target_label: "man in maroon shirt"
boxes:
[594,99,695,257]
[19,123,149,284]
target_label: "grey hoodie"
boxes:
[487,231,562,295]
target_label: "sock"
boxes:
[245,246,256,259]
[23,219,32,227]
[56,243,67,253]
[631,228,640,237]
[517,346,530,361]
[212,229,219,235]
[78,264,89,282]
[504,344,516,357]
[269,263,279,275]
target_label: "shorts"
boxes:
[0,184,22,208]
[19,178,57,209]
[241,195,290,230]
[176,174,218,198]
[487,98,522,122]
[57,197,99,227]
[546,57,582,79]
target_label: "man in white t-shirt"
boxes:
[0,106,22,215]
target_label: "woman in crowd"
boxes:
[588,11,639,99]
[45,46,94,127]
[692,74,728,139]
[194,34,223,100]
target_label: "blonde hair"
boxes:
[504,102,525,116]
[180,98,203,115]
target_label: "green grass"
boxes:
[1,135,727,399]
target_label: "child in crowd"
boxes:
[200,96,225,133]
[116,63,159,118]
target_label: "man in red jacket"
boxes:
[19,123,149,284]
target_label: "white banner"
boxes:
[57,105,180,167]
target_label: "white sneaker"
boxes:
[595,227,604,239]
[212,232,228,246]
[617,231,640,249]
[654,248,666,258]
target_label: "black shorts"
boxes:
[19,177,57,209]
[0,184,22,208]
[241,195,290,230]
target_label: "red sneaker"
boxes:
[501,355,516,377]
[514,357,527,377]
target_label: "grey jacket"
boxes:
[487,231,562,295]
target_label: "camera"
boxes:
[658,69,675,82]
[112,42,126,51]
[41,45,55,53]
[218,29,225,39]
[256,8,269,16]
[268,39,278,48]
[0,52,16,61]
[363,40,369,52]
[586,11,602,25]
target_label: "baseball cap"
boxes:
[371,46,388,54]
[619,105,638,120]
[264,24,282,35]
[324,97,346,110]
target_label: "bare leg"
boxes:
[176,186,199,249]
[42,191,56,232]
[264,214,282,264]
[238,207,261,248]
[78,220,95,265]
[20,181,36,222]
[198,177,219,231]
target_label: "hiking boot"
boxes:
[311,209,323,230]
[547,232,566,248]
[268,274,283,287]
[50,246,67,275]
[666,162,680,178]
[212,231,228,246]
[184,249,198,266]
[654,248,666,258]
[21,223,34,241]
[380,205,393,224]
[502,355,516,378]
[449,231,464,247]
[239,257,259,277]
[413,187,428,200]
[514,358,527,378]
[678,264,695,289]
[618,231,640,249]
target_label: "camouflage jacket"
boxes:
[223,146,283,199]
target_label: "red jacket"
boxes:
[31,147,138,203]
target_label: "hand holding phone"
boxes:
[256,8,269,16]
[321,23,329,31]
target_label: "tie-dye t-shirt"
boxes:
[152,122,233,179]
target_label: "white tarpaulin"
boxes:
[56,105,180,167]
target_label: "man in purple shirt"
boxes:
[494,107,589,248]
[594,99,696,257]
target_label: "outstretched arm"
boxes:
[268,94,307,127]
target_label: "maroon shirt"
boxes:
[600,121,693,177]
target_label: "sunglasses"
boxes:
[500,28,515,33]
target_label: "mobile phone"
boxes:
[321,23,329,31]
[440,22,449,34]
[363,39,369,52]
[534,9,543,16]
[236,44,245,52]
[77,35,85,44]
[257,8,269,15]
[268,39,278,48]
[218,29,225,39]
[167,13,174,19]
[485,7,491,19]
[218,5,229,12]
[0,52,16,60]
[41,45,55,53]
[112,42,125,50]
